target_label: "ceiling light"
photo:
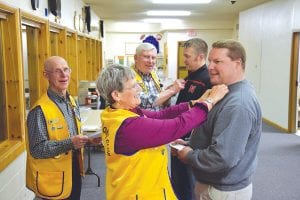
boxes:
[142,18,182,23]
[152,0,211,4]
[147,10,191,16]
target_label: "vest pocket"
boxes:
[36,171,64,197]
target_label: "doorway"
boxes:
[21,15,49,114]
[289,32,300,133]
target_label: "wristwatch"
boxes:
[189,100,194,108]
[204,98,214,106]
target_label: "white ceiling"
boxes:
[82,0,272,23]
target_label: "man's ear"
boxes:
[43,71,49,79]
[198,53,205,60]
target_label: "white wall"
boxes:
[103,17,237,78]
[105,32,148,62]
[104,29,234,81]
[239,0,295,129]
[0,0,100,199]
[0,152,34,200]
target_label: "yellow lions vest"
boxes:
[132,66,162,93]
[101,107,177,200]
[26,93,83,199]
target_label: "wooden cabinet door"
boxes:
[177,41,187,79]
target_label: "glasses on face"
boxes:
[141,55,157,61]
[45,67,72,75]
[124,82,140,91]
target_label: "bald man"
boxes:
[26,56,88,200]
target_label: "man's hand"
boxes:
[177,146,193,164]
[192,84,228,111]
[154,79,186,107]
[196,89,211,102]
[169,79,185,94]
[207,84,229,104]
[71,135,89,149]
[170,139,188,156]
[89,137,102,145]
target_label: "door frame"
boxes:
[288,32,299,133]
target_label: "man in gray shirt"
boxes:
[175,40,262,200]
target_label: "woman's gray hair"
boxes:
[96,64,135,105]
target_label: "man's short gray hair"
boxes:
[135,43,157,56]
[96,64,135,105]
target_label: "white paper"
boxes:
[84,131,101,138]
[169,143,186,151]
[81,125,100,132]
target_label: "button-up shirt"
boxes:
[27,89,79,159]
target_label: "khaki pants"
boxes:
[194,181,252,200]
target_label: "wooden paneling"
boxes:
[91,39,96,80]
[26,27,40,106]
[86,38,92,80]
[94,40,102,80]
[67,32,78,96]
[77,35,86,80]
[0,3,25,171]
[50,23,67,58]
[0,19,6,141]
[2,7,24,140]
[58,29,67,58]
[50,31,58,56]
[0,3,102,172]
[0,140,25,172]
[22,12,50,104]
[37,20,50,95]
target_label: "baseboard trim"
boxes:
[262,118,289,133]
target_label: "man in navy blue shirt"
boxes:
[171,38,211,200]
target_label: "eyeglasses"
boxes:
[124,83,140,91]
[45,67,72,75]
[142,55,157,60]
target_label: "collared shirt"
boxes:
[136,70,162,111]
[176,64,211,140]
[176,64,211,104]
[27,89,79,159]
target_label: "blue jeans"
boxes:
[171,156,195,200]
[69,151,82,200]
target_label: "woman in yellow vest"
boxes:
[96,64,228,200]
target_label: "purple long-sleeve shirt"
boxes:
[115,102,208,155]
